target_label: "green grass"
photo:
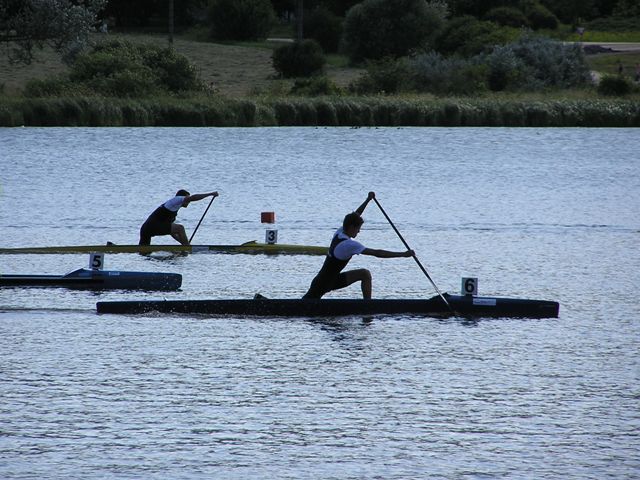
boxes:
[269,23,294,39]
[586,52,640,77]
[544,24,640,42]
[325,53,350,68]
[567,31,640,42]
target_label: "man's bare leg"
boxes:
[171,223,190,245]
[342,269,373,299]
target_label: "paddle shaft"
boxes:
[189,196,216,243]
[372,197,456,315]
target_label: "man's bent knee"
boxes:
[352,269,371,282]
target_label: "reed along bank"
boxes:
[1,95,639,127]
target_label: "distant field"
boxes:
[1,33,638,97]
[582,47,640,77]
[0,33,364,97]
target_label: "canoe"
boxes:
[1,268,182,291]
[0,241,327,256]
[96,293,559,318]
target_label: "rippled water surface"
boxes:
[1,127,639,479]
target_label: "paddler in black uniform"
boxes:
[139,189,218,245]
[303,192,414,299]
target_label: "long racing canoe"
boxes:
[1,268,182,291]
[96,293,559,318]
[0,241,328,256]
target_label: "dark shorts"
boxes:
[139,219,172,245]
[302,272,349,299]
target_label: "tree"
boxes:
[321,0,361,16]
[342,0,448,64]
[0,0,106,65]
[447,0,517,17]
[101,0,208,29]
[613,0,640,17]
[208,0,276,41]
[539,0,596,24]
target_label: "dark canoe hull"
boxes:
[1,269,182,291]
[0,241,327,256]
[96,294,559,318]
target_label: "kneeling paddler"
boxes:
[303,192,414,299]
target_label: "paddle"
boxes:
[189,195,216,243]
[372,197,457,316]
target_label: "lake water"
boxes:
[1,127,639,479]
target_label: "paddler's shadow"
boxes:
[306,315,376,344]
[139,251,189,264]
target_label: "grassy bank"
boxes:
[0,33,363,98]
[2,94,638,127]
[1,32,639,128]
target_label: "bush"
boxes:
[349,57,411,94]
[613,0,640,17]
[290,77,343,96]
[208,0,275,41]
[91,70,161,98]
[434,16,516,58]
[408,52,488,95]
[342,0,447,63]
[483,47,525,91]
[272,40,326,78]
[23,78,83,97]
[521,1,558,30]
[303,6,343,53]
[597,75,634,96]
[484,7,529,28]
[143,48,202,92]
[70,40,203,96]
[587,16,640,32]
[70,50,146,83]
[484,34,591,90]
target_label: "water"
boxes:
[1,127,639,479]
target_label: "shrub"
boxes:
[143,48,202,92]
[349,57,411,94]
[303,6,343,53]
[434,16,516,58]
[208,0,275,41]
[613,0,640,17]
[23,78,81,97]
[484,34,591,90]
[483,47,525,91]
[70,40,203,96]
[70,50,146,83]
[597,75,633,96]
[342,0,447,63]
[521,1,558,30]
[290,77,343,96]
[587,16,640,32]
[484,7,529,28]
[272,40,326,78]
[91,70,161,98]
[408,52,489,95]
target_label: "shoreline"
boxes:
[1,95,639,127]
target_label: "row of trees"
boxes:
[3,0,636,40]
[0,0,106,64]
[1,0,637,99]
[88,0,640,28]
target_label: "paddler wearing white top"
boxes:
[302,192,414,299]
[139,189,219,246]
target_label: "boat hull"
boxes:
[96,294,559,318]
[0,241,327,256]
[1,269,182,291]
